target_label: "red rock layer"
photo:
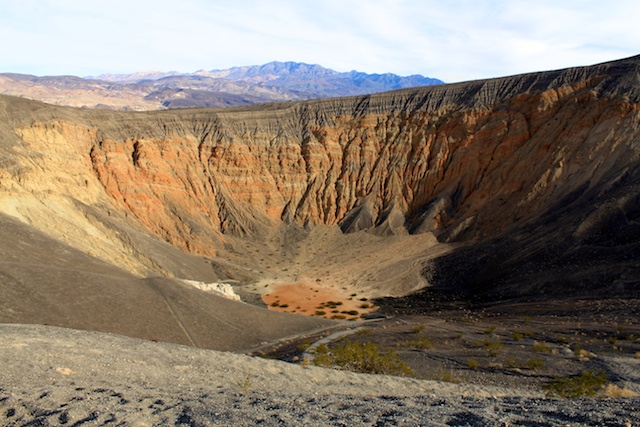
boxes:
[8,56,640,258]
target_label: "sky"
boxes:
[1,0,639,83]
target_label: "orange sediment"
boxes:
[262,282,377,320]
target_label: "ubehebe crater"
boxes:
[1,55,640,352]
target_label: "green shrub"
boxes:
[543,370,608,398]
[342,310,359,316]
[532,341,550,353]
[466,358,479,370]
[572,343,583,356]
[313,340,413,376]
[479,338,504,357]
[434,368,459,383]
[412,325,426,334]
[235,370,253,394]
[296,340,312,351]
[527,357,545,370]
[409,336,433,350]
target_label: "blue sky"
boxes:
[1,0,638,82]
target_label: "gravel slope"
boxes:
[1,324,638,426]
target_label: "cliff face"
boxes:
[2,55,640,299]
[86,57,640,245]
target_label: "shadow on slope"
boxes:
[381,164,640,312]
[0,213,332,351]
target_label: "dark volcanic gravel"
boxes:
[2,386,638,426]
[1,324,638,427]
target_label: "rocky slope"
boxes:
[1,55,640,341]
[1,324,639,426]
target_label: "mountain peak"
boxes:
[2,61,443,110]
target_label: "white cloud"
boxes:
[0,0,638,81]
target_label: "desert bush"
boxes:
[235,370,253,394]
[601,384,639,398]
[356,328,371,336]
[296,340,312,351]
[434,368,459,383]
[409,336,433,350]
[313,340,413,376]
[466,358,479,370]
[315,310,326,316]
[342,310,359,316]
[512,331,524,341]
[485,362,503,370]
[532,341,551,353]
[324,301,343,308]
[527,357,545,370]
[543,370,608,398]
[479,338,504,357]
[412,325,426,334]
[484,326,496,334]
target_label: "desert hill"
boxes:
[0,61,443,110]
[0,55,640,350]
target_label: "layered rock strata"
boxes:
[1,55,640,299]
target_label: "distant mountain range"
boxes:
[0,61,443,110]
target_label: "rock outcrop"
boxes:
[1,55,640,303]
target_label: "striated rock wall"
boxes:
[2,55,640,297]
[86,56,640,246]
